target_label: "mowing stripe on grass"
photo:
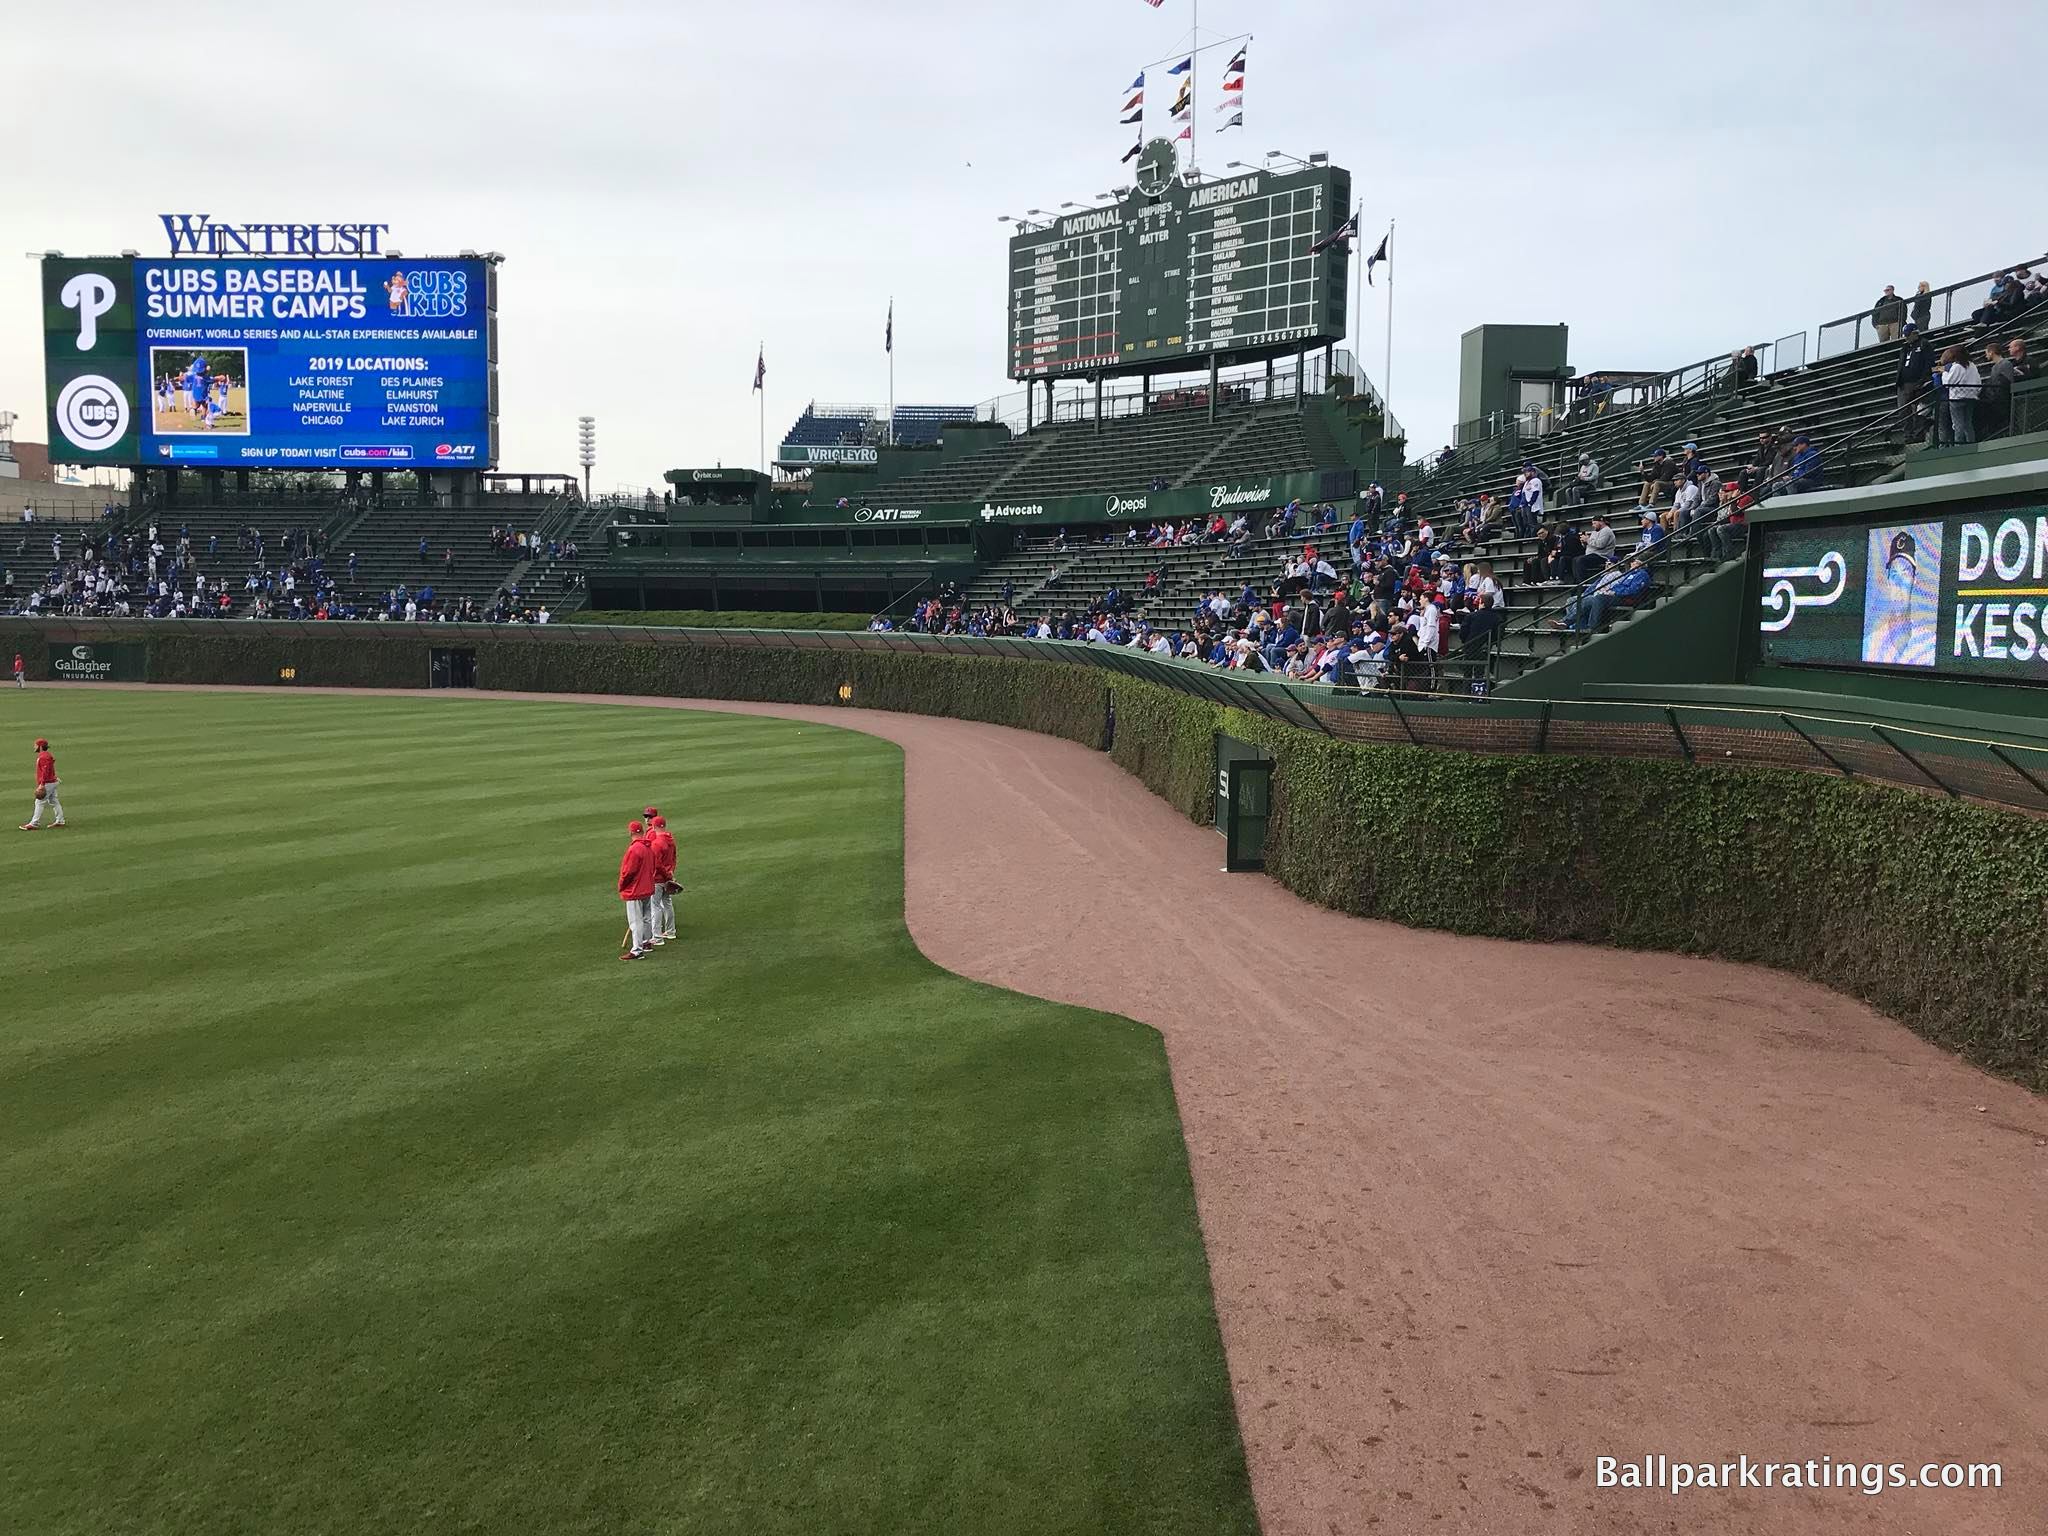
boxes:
[0,689,1257,1536]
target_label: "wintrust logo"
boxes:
[1210,482,1274,511]
[60,272,118,349]
[55,376,130,452]
[1104,493,1148,517]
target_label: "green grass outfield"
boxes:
[0,689,1256,1536]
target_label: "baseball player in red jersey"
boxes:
[644,809,678,944]
[617,818,656,959]
[22,737,64,829]
[11,653,22,689]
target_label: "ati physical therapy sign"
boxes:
[1758,507,2048,683]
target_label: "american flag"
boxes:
[752,348,765,391]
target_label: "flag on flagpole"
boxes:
[752,347,764,391]
[1174,125,1191,141]
[1127,71,1145,90]
[1221,74,1244,92]
[1215,93,1242,111]
[885,300,893,355]
[1167,56,1191,74]
[1215,112,1243,133]
[1310,213,1358,255]
[1365,231,1389,284]
[1122,90,1143,111]
[1226,46,1246,72]
[1120,109,1143,124]
[1139,0,1164,7]
[1121,138,1144,162]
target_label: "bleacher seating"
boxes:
[782,403,873,448]
[1412,295,2048,681]
[879,401,1327,507]
[888,405,976,447]
[781,402,976,451]
[949,292,2048,686]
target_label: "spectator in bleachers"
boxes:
[1636,509,1667,554]
[1983,341,2024,437]
[1730,345,1761,392]
[1938,346,1982,444]
[1911,280,1934,331]
[1567,452,1601,506]
[1548,523,1584,584]
[1578,515,1617,581]
[1781,434,1824,492]
[1871,284,1908,343]
[1553,558,1649,633]
[1664,471,1699,536]
[1896,327,1936,433]
[1709,482,1746,562]
[1637,449,1677,509]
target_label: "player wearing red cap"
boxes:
[645,810,678,944]
[11,653,23,689]
[21,737,63,830]
[617,818,656,959]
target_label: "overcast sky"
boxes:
[4,0,2042,491]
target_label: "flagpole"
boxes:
[888,298,896,449]
[1383,221,1395,428]
[1351,203,1363,396]
[1188,0,1199,174]
[758,339,765,474]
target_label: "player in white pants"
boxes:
[22,737,63,829]
[644,809,677,943]
[618,818,656,959]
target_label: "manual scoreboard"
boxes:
[1008,144,1350,380]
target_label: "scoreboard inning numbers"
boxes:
[1008,150,1351,380]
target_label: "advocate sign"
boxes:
[49,642,146,682]
[1759,505,2048,683]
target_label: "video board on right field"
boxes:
[1757,505,2048,683]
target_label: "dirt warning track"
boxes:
[90,686,2048,1533]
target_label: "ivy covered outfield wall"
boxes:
[35,623,2048,1089]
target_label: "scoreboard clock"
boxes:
[1007,145,1351,380]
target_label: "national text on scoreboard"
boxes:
[1007,158,1351,380]
[40,254,498,469]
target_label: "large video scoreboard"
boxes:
[1008,143,1350,380]
[42,254,497,469]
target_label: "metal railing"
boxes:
[973,348,1394,436]
[1814,255,2046,361]
[1425,250,2048,473]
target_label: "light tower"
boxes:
[576,416,596,501]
